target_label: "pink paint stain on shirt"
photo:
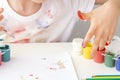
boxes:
[29,74,34,77]
[46,10,54,19]
[12,38,30,43]
[12,26,26,34]
[49,67,57,70]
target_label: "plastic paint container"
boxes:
[104,52,115,68]
[116,57,120,71]
[94,48,106,63]
[0,45,10,62]
[72,38,83,55]
[83,42,92,59]
[0,52,2,65]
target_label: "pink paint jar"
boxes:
[0,52,2,65]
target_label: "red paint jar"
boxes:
[94,48,106,63]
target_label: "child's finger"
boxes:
[82,23,95,48]
[91,37,100,57]
[99,39,107,50]
[0,15,3,21]
[108,20,118,43]
[77,10,92,20]
[0,26,4,31]
[0,8,3,13]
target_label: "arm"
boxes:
[95,0,120,8]
[78,0,120,56]
[95,0,108,4]
[111,0,120,10]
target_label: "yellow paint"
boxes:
[82,42,92,59]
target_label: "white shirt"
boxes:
[0,0,95,43]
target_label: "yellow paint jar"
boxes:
[82,42,92,59]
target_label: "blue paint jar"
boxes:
[0,45,10,62]
[116,57,120,71]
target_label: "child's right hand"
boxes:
[0,8,4,31]
[78,0,120,57]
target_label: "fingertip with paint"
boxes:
[105,41,111,46]
[77,10,84,20]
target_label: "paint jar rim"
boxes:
[0,45,9,49]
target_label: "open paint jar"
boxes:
[94,48,106,63]
[104,52,115,68]
[82,42,92,59]
[0,45,10,62]
[115,56,120,71]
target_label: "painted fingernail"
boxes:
[77,10,84,20]
[105,41,111,46]
[82,42,86,48]
[97,47,99,51]
[98,47,106,51]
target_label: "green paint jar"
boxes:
[104,52,115,68]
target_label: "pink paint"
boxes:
[49,67,57,70]
[29,74,33,77]
[12,26,26,33]
[12,38,30,43]
[0,52,2,65]
[35,77,39,80]
[94,48,106,63]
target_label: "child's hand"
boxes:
[78,0,120,56]
[0,8,4,31]
[0,8,3,20]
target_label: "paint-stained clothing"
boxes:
[0,0,95,43]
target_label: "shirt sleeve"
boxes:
[73,0,95,13]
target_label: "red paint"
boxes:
[94,48,106,63]
[105,41,111,46]
[77,10,84,20]
[97,47,106,51]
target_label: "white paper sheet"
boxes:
[0,53,78,80]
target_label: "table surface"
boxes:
[0,42,120,80]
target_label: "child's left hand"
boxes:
[78,0,120,56]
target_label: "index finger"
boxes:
[83,23,95,48]
[0,8,3,13]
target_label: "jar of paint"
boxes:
[116,56,120,71]
[94,48,106,63]
[82,42,92,59]
[0,45,10,62]
[104,52,115,67]
[72,38,83,55]
[0,52,2,65]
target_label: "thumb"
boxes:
[0,8,3,13]
[77,10,92,20]
[0,26,4,31]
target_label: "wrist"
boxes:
[95,0,108,4]
[104,0,120,16]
